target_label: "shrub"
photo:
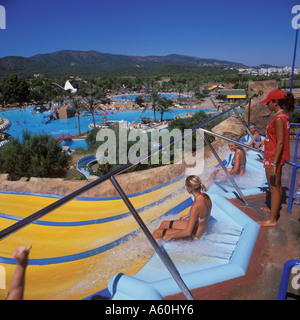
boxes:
[0,131,71,180]
[168,110,227,144]
[290,108,300,124]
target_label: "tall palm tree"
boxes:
[158,97,173,122]
[70,98,83,135]
[86,85,105,127]
[86,96,97,128]
[148,91,162,122]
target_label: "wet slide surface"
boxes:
[0,155,266,299]
[0,176,189,299]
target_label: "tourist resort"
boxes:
[0,71,299,301]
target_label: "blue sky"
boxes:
[0,0,299,67]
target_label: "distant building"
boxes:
[238,66,300,76]
[218,89,247,100]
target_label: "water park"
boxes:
[0,73,299,300]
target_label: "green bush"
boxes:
[168,110,227,144]
[290,108,300,124]
[84,111,227,178]
[85,124,176,177]
[0,131,71,180]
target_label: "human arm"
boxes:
[6,245,31,300]
[227,151,243,175]
[248,132,260,148]
[179,214,189,220]
[257,140,265,150]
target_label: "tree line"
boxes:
[1,68,296,105]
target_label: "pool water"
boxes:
[112,93,190,100]
[60,139,88,150]
[0,107,198,141]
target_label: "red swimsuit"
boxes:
[264,112,290,171]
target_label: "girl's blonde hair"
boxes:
[185,175,207,192]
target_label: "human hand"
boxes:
[12,245,32,268]
[162,234,173,242]
[179,215,188,220]
[257,141,264,150]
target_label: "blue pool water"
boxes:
[0,107,198,141]
[60,139,88,150]
[112,93,190,100]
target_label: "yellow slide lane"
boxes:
[0,177,190,299]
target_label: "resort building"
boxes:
[218,89,247,100]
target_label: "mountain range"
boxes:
[0,50,271,77]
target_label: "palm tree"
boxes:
[86,96,97,128]
[85,85,104,128]
[70,98,83,135]
[148,91,162,122]
[158,97,173,122]
[134,95,146,109]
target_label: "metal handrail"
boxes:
[0,103,241,241]
[201,128,263,154]
[232,108,259,149]
[202,132,251,207]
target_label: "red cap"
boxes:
[261,89,287,104]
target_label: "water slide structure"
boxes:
[52,80,77,94]
[0,151,266,300]
[0,117,11,148]
[42,110,58,124]
[77,154,99,179]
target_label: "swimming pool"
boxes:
[60,139,88,150]
[111,93,191,101]
[0,107,197,141]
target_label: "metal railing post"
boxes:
[201,132,251,207]
[232,107,259,149]
[109,175,194,300]
[200,128,263,155]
